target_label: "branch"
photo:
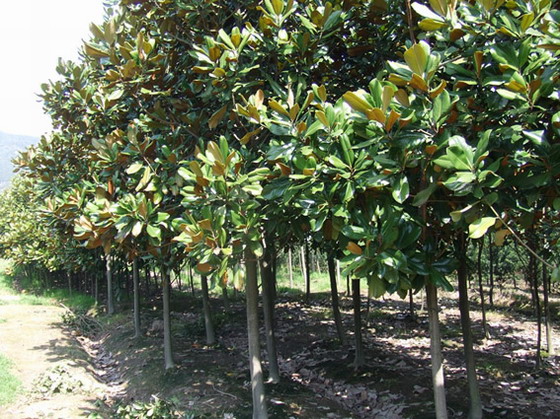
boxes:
[488,205,555,271]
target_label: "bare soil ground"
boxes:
[93,285,560,418]
[1,284,560,418]
[0,294,115,419]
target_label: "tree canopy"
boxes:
[2,1,559,417]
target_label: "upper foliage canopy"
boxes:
[6,0,560,287]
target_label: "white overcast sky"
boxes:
[0,0,106,137]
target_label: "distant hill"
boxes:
[0,131,38,190]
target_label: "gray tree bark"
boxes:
[245,248,268,418]
[162,267,175,370]
[133,257,141,339]
[288,248,294,289]
[327,257,345,344]
[426,282,448,419]
[261,242,280,383]
[352,278,364,369]
[477,240,490,339]
[201,275,216,345]
[543,267,555,355]
[457,236,483,419]
[106,255,114,315]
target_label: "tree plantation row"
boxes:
[0,0,559,418]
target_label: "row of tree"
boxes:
[1,0,559,417]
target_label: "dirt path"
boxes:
[0,295,111,418]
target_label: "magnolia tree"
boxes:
[9,1,560,418]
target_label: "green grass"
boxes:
[275,268,334,293]
[0,354,21,406]
[0,259,96,311]
[43,289,97,311]
[0,260,16,295]
[181,265,336,298]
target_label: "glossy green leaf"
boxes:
[392,175,409,204]
[468,217,496,239]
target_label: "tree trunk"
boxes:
[352,278,364,369]
[477,240,490,339]
[299,245,306,292]
[409,289,415,320]
[133,257,141,339]
[189,265,195,296]
[245,248,268,418]
[106,255,115,315]
[315,251,322,275]
[222,286,230,311]
[543,266,555,355]
[528,230,542,369]
[426,282,448,419]
[336,259,341,288]
[271,247,277,302]
[201,275,216,345]
[94,274,99,303]
[144,265,150,296]
[457,236,483,419]
[288,248,294,288]
[531,255,542,369]
[125,263,131,298]
[304,243,311,303]
[327,257,345,344]
[162,267,175,369]
[261,243,280,383]
[488,240,495,307]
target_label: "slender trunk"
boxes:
[426,282,448,419]
[534,264,542,369]
[352,278,364,369]
[245,248,268,418]
[315,251,322,275]
[162,267,175,369]
[106,256,115,315]
[457,236,483,419]
[125,264,131,298]
[327,257,345,344]
[261,243,280,383]
[67,271,72,296]
[288,248,294,289]
[189,265,195,297]
[201,275,216,345]
[477,240,490,339]
[336,259,341,288]
[271,247,277,302]
[346,274,350,295]
[409,289,415,320]
[222,287,230,311]
[488,241,495,307]
[95,274,99,303]
[299,245,306,292]
[304,243,311,303]
[153,267,160,293]
[527,229,542,368]
[529,269,537,315]
[144,265,150,296]
[529,254,542,369]
[133,257,141,339]
[543,267,555,355]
